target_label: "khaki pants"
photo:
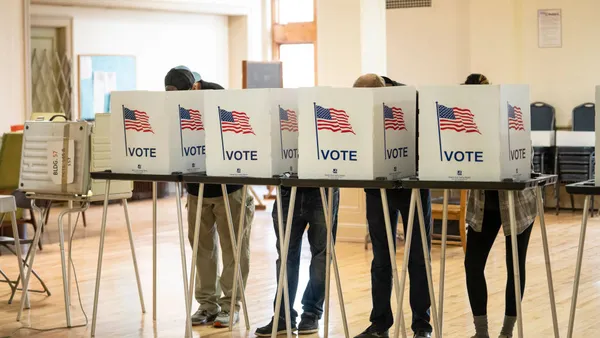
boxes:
[187,188,254,312]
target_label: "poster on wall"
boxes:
[538,9,562,48]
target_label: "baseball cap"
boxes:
[165,68,194,91]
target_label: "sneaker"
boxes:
[355,325,389,338]
[413,331,431,338]
[190,308,218,326]
[255,317,297,336]
[213,310,239,328]
[298,312,319,334]
[498,335,511,338]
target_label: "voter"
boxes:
[255,179,340,334]
[353,74,433,338]
[462,73,536,338]
[164,67,255,328]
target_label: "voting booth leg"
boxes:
[175,183,193,337]
[67,200,72,306]
[9,210,28,310]
[379,188,407,338]
[415,189,440,336]
[271,186,293,338]
[567,195,591,338]
[57,206,78,327]
[91,180,111,336]
[534,186,559,338]
[17,200,44,319]
[273,187,297,338]
[320,187,333,338]
[394,190,416,338]
[438,189,449,336]
[220,184,250,331]
[229,186,251,331]
[122,199,146,313]
[152,181,158,321]
[507,191,524,338]
[188,183,205,328]
[320,188,350,338]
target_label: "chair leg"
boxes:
[0,268,17,304]
[82,211,87,228]
[570,194,575,213]
[591,196,595,218]
[555,185,560,215]
[43,201,52,227]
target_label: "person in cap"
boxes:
[461,73,535,338]
[353,74,433,338]
[165,67,254,328]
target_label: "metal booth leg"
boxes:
[507,191,524,338]
[271,186,293,337]
[378,188,407,338]
[395,190,416,338]
[175,183,193,338]
[320,187,333,338]
[152,181,158,321]
[535,186,559,337]
[122,198,146,313]
[320,188,349,338]
[188,183,205,330]
[567,195,591,338]
[220,184,250,331]
[91,180,111,336]
[438,189,449,336]
[9,210,28,309]
[67,200,72,306]
[17,199,44,320]
[414,189,440,336]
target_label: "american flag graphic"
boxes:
[279,107,298,132]
[123,107,154,133]
[315,104,355,134]
[179,107,204,131]
[219,108,255,135]
[384,104,406,131]
[437,104,481,134]
[507,103,525,131]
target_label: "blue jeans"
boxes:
[272,187,340,323]
[365,188,432,333]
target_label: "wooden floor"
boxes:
[0,196,599,337]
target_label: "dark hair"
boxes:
[463,73,489,85]
[165,68,195,90]
[198,80,224,90]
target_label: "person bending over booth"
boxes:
[164,67,255,328]
[353,74,433,338]
[462,73,536,338]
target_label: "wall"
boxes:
[31,5,229,117]
[386,0,600,126]
[0,0,26,131]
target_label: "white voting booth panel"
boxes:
[91,114,133,195]
[110,91,206,175]
[297,87,417,180]
[531,131,555,147]
[419,85,531,181]
[19,121,92,195]
[204,89,298,177]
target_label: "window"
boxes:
[280,44,315,88]
[272,0,317,85]
[276,0,314,24]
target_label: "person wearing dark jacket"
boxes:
[353,74,432,338]
[165,67,254,328]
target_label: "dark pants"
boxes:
[366,188,432,333]
[272,187,340,323]
[464,191,533,317]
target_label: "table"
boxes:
[399,175,559,338]
[89,172,185,337]
[279,177,402,338]
[181,174,282,333]
[564,179,599,338]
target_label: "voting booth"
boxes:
[19,121,92,195]
[203,89,298,178]
[110,91,206,175]
[419,85,531,181]
[297,87,417,180]
[596,86,600,186]
[90,114,133,195]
